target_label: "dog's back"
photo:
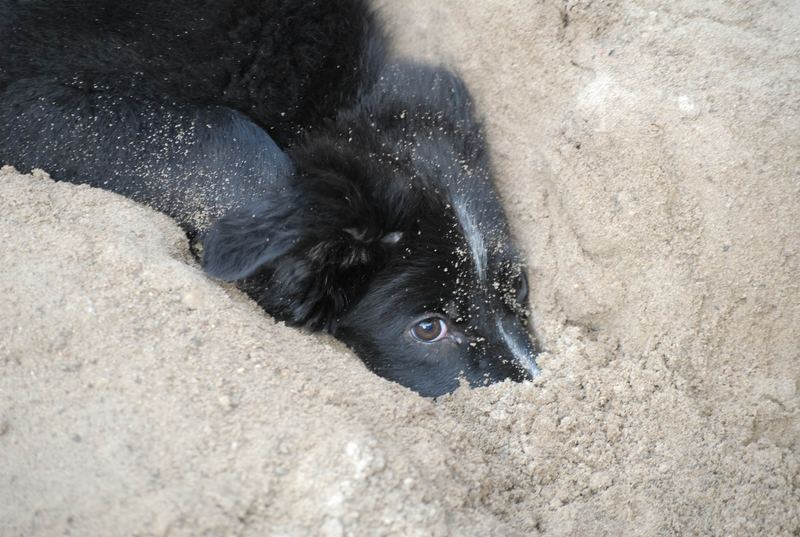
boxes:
[0,0,384,145]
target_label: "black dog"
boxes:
[0,0,540,396]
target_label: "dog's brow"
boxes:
[452,200,487,284]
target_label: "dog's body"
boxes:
[0,0,540,396]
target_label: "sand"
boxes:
[1,1,798,535]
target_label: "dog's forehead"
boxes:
[446,187,520,278]
[406,226,523,310]
[450,244,523,306]
[396,177,523,290]
[371,121,524,307]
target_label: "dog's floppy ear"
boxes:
[202,179,400,331]
[201,195,300,282]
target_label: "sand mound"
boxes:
[1,1,798,535]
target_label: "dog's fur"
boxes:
[0,0,540,396]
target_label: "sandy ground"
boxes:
[1,1,799,536]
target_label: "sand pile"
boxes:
[1,1,798,535]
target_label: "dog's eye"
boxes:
[410,318,448,343]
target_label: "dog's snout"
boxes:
[465,317,539,388]
[472,344,531,385]
[494,317,540,380]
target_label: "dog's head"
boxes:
[203,64,540,396]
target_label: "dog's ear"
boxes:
[202,182,401,331]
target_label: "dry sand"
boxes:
[1,1,798,535]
